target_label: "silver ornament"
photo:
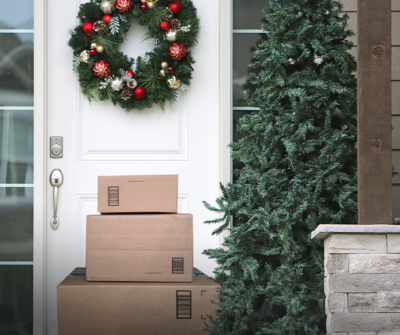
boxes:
[166,29,177,42]
[100,0,115,14]
[127,79,138,89]
[110,77,124,91]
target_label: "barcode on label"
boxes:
[176,291,191,319]
[108,186,119,206]
[172,258,184,274]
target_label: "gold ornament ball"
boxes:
[140,0,146,2]
[147,2,155,9]
[79,50,90,63]
[161,62,169,69]
[160,69,166,77]
[96,45,104,53]
[167,76,180,89]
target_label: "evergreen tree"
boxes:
[203,1,357,334]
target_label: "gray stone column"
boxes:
[311,225,400,335]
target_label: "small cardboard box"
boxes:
[98,175,178,214]
[58,267,218,335]
[86,214,193,282]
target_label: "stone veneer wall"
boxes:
[324,232,400,334]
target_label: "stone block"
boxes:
[377,292,400,312]
[328,293,348,313]
[327,254,349,274]
[327,312,332,333]
[325,275,333,295]
[332,313,400,332]
[325,236,331,258]
[348,294,377,312]
[387,235,400,253]
[332,274,400,293]
[349,255,400,274]
[327,234,387,254]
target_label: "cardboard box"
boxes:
[86,214,193,282]
[58,267,218,335]
[98,175,178,214]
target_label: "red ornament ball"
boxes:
[115,0,134,13]
[160,21,171,31]
[168,43,187,61]
[89,49,97,56]
[93,60,111,79]
[133,86,147,100]
[140,3,147,10]
[126,70,135,78]
[168,67,174,73]
[103,15,113,25]
[82,22,94,35]
[168,1,183,15]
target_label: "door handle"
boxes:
[50,169,64,230]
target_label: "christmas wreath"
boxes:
[68,0,200,111]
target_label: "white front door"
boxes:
[46,1,221,333]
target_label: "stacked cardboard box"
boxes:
[57,175,218,335]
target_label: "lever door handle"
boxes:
[50,169,64,230]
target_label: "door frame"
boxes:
[219,0,232,243]
[33,0,47,333]
[34,0,231,333]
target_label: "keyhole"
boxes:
[54,178,59,184]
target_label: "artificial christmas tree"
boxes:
[203,1,357,334]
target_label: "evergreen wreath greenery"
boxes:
[203,0,357,334]
[68,0,200,111]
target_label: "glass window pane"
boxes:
[0,265,33,333]
[0,33,34,106]
[0,0,34,29]
[0,111,34,184]
[233,0,270,30]
[0,187,33,261]
[233,34,262,107]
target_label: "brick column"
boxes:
[311,225,400,334]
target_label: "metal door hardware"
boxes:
[50,136,63,158]
[50,169,64,230]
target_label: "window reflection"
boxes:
[0,34,34,106]
[233,34,265,107]
[233,0,269,30]
[0,111,34,184]
[0,0,34,30]
[0,266,33,334]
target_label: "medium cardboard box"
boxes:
[58,267,218,335]
[98,175,178,214]
[86,214,193,282]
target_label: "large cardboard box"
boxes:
[58,267,218,335]
[86,214,193,282]
[98,175,178,214]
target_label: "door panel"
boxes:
[46,1,220,334]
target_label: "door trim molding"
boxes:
[219,0,232,245]
[34,0,47,333]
